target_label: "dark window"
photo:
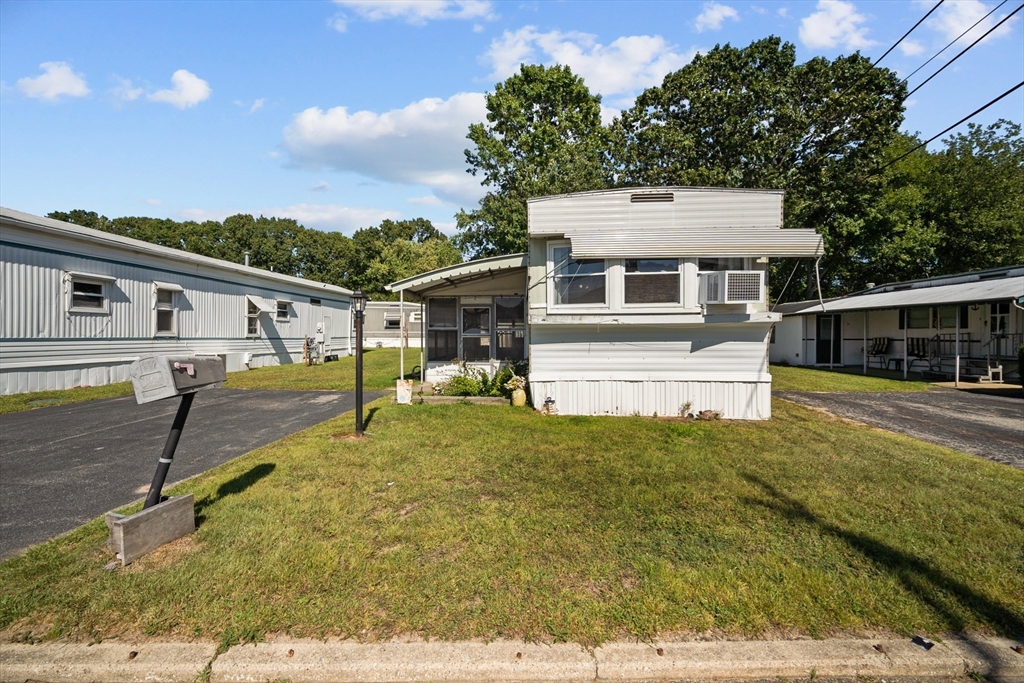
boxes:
[247,300,260,336]
[427,297,457,361]
[276,301,290,320]
[698,258,744,271]
[384,317,401,330]
[552,246,605,306]
[461,306,491,361]
[310,298,321,306]
[907,307,930,329]
[71,281,105,309]
[155,288,176,335]
[624,259,679,304]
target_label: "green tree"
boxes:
[456,64,609,257]
[296,229,354,287]
[608,37,906,298]
[348,218,461,297]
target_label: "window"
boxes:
[247,300,260,337]
[384,315,401,330]
[310,297,321,306]
[552,245,606,306]
[67,272,113,313]
[461,306,491,362]
[625,259,679,304]
[697,258,745,271]
[276,301,291,321]
[933,306,958,330]
[156,289,176,336]
[906,307,930,329]
[991,302,1009,335]
[495,297,525,360]
[427,297,457,361]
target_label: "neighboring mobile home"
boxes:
[0,207,354,394]
[770,265,1024,383]
[362,300,423,349]
[388,187,823,419]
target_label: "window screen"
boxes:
[624,259,679,304]
[71,281,105,309]
[427,298,457,361]
[552,246,605,306]
[276,302,290,320]
[496,297,526,360]
[907,307,930,329]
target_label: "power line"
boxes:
[907,4,1023,97]
[873,0,945,67]
[875,80,1024,173]
[903,0,1009,83]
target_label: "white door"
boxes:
[323,314,333,355]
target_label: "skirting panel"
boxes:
[529,379,772,420]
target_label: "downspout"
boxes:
[400,290,405,382]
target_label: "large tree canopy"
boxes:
[609,36,907,297]
[456,64,608,258]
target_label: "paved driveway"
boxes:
[776,389,1024,470]
[0,388,383,559]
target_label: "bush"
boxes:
[437,374,485,396]
[432,360,529,398]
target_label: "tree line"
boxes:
[46,211,462,301]
[456,36,1023,300]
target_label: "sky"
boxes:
[1,0,1021,235]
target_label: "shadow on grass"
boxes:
[194,463,276,527]
[363,406,379,430]
[740,472,1024,638]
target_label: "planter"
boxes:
[511,388,527,407]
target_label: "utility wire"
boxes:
[903,0,1008,83]
[873,0,945,67]
[875,80,1024,173]
[907,4,1023,96]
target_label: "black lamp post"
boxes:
[352,290,367,436]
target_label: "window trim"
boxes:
[153,285,179,338]
[246,299,261,338]
[275,300,292,322]
[547,240,608,311]
[66,272,114,314]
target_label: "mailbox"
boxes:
[129,355,226,405]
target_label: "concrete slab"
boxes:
[0,388,383,559]
[775,389,1024,469]
[210,639,596,683]
[0,641,216,683]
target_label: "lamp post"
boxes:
[352,290,367,436]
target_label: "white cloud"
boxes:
[110,76,142,102]
[695,2,740,32]
[334,0,495,25]
[311,181,330,192]
[147,69,211,109]
[484,27,693,98]
[799,0,876,51]
[249,98,265,114]
[145,199,163,206]
[778,7,790,18]
[261,203,402,232]
[924,0,1018,46]
[408,195,445,206]
[899,39,926,56]
[17,62,90,101]
[328,14,348,32]
[283,92,488,205]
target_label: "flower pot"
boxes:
[511,388,527,407]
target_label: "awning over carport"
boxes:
[386,253,528,295]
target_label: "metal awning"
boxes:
[245,294,276,314]
[386,253,527,294]
[153,281,185,292]
[781,276,1024,314]
[567,228,823,258]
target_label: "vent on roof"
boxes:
[630,192,674,203]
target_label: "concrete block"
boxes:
[211,639,596,683]
[0,641,216,683]
[106,494,194,566]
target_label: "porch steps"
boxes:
[927,357,1004,382]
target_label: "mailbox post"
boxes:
[128,355,226,508]
[352,290,367,436]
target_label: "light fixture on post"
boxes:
[352,290,368,437]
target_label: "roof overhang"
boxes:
[386,253,528,295]
[779,276,1024,315]
[567,228,823,259]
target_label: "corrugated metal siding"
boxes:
[567,228,822,258]
[0,239,353,394]
[529,188,784,235]
[530,380,771,419]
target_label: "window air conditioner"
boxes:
[700,271,764,304]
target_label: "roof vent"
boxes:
[630,192,674,203]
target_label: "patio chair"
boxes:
[865,337,890,369]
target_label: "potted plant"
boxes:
[505,374,528,407]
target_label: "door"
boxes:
[815,314,841,365]
[322,314,332,355]
[460,305,491,362]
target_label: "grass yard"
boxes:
[770,364,932,392]
[2,398,1021,647]
[0,348,418,415]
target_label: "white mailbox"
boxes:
[129,355,226,405]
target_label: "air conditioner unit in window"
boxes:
[700,271,764,304]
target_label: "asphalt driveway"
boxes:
[775,389,1024,470]
[0,388,383,559]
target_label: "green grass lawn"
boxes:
[0,349,419,415]
[3,399,1021,647]
[769,364,932,392]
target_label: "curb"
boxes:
[2,636,1021,683]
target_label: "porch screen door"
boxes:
[461,306,491,362]
[816,314,842,365]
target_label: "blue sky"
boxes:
[1,0,1021,234]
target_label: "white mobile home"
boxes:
[770,266,1024,382]
[388,187,823,419]
[0,207,354,394]
[362,300,423,349]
